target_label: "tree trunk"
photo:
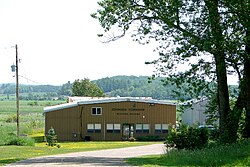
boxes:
[243,29,250,138]
[205,0,231,142]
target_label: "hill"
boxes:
[0,75,239,100]
[94,75,179,100]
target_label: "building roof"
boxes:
[44,97,176,113]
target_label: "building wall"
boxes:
[182,100,208,126]
[45,106,81,141]
[45,101,176,141]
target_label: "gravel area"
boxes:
[5,143,165,167]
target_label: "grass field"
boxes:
[127,139,250,166]
[0,100,64,134]
[0,100,64,145]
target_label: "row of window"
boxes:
[91,107,160,115]
[87,123,169,134]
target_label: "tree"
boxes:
[72,78,105,97]
[92,0,250,142]
[47,127,57,147]
[59,81,72,96]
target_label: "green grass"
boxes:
[127,139,250,167]
[0,100,64,146]
[0,100,64,113]
[0,141,155,166]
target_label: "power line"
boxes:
[18,75,43,85]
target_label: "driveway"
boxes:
[6,143,165,167]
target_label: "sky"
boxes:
[0,0,158,85]
[0,0,238,86]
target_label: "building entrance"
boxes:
[122,124,134,140]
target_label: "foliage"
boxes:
[136,135,166,141]
[27,101,39,106]
[5,114,17,123]
[0,84,69,100]
[72,78,105,97]
[0,84,60,94]
[0,76,238,101]
[46,127,57,147]
[7,136,35,146]
[92,0,250,143]
[95,76,177,99]
[95,75,218,100]
[127,139,250,167]
[0,125,35,146]
[58,81,72,96]
[165,125,209,150]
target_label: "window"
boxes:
[107,124,121,133]
[155,124,168,134]
[136,124,149,133]
[92,107,102,115]
[87,124,101,133]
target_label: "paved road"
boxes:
[6,144,165,167]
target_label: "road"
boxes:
[6,143,165,167]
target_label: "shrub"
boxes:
[46,127,57,147]
[136,136,166,141]
[7,136,35,146]
[165,125,209,150]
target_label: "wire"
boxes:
[18,75,42,85]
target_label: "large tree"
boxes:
[72,78,105,97]
[92,0,250,141]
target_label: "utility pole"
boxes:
[15,44,20,137]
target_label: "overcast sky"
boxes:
[0,0,158,85]
[0,0,238,86]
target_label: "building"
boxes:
[182,98,210,126]
[44,97,176,141]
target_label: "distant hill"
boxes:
[0,84,60,94]
[94,75,180,100]
[0,75,239,101]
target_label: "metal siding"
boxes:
[45,106,81,141]
[45,101,176,141]
[81,101,176,141]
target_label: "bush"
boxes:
[136,136,166,141]
[0,125,16,146]
[165,125,209,150]
[7,136,35,146]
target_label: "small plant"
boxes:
[46,127,57,147]
[56,143,61,148]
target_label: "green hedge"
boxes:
[165,125,209,150]
[136,136,166,141]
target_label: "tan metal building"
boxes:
[44,97,176,141]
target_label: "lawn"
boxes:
[0,141,155,166]
[127,139,250,166]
